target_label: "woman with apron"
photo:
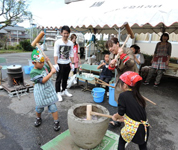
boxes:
[144,33,172,87]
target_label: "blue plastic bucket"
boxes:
[92,87,105,103]
[29,65,34,73]
[109,83,117,107]
[23,66,30,74]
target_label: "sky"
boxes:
[17,0,99,40]
[18,0,66,28]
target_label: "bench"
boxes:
[75,64,101,91]
[81,64,101,75]
[76,64,115,91]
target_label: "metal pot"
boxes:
[7,65,22,73]
[7,65,24,87]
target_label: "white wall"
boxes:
[136,42,178,58]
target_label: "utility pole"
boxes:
[17,30,18,44]
[30,18,35,43]
[30,23,36,42]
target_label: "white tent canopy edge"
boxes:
[38,0,178,34]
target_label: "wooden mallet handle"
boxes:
[143,96,156,105]
[115,22,134,60]
[91,111,113,119]
[114,34,130,60]
[36,43,54,69]
[86,105,112,120]
[31,31,54,69]
[94,77,156,105]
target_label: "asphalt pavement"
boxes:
[0,50,178,150]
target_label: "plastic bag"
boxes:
[67,74,77,88]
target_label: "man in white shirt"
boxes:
[54,26,74,101]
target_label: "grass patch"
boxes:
[0,49,29,54]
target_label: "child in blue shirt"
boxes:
[97,54,114,94]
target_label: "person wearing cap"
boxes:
[30,49,60,131]
[112,71,150,150]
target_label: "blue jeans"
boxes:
[35,103,57,113]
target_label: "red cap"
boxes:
[119,71,142,86]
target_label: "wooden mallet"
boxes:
[109,22,135,70]
[86,104,112,120]
[94,77,156,105]
[31,31,54,69]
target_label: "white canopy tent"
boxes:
[39,0,178,35]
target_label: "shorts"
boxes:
[35,103,58,113]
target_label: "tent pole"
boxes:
[162,24,165,33]
[118,28,121,41]
[43,28,46,44]
[114,28,121,84]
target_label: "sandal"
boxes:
[109,120,121,128]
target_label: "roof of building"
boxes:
[0,29,8,33]
[4,26,26,31]
[10,34,30,38]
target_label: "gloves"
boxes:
[71,64,75,72]
[53,64,60,72]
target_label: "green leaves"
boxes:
[0,0,32,30]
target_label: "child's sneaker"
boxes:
[143,81,149,85]
[154,83,158,87]
[54,121,60,131]
[34,118,42,127]
[62,89,72,97]
[57,92,63,101]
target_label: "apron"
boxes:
[121,114,150,143]
[152,44,168,70]
[33,66,58,108]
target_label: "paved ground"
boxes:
[0,51,178,150]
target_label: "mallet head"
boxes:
[31,31,45,47]
[123,22,134,39]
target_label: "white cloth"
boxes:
[53,64,59,72]
[54,39,74,64]
[71,64,75,71]
[139,53,145,64]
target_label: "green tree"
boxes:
[0,0,32,30]
[0,34,8,49]
[20,39,34,51]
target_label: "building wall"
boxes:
[136,42,178,58]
